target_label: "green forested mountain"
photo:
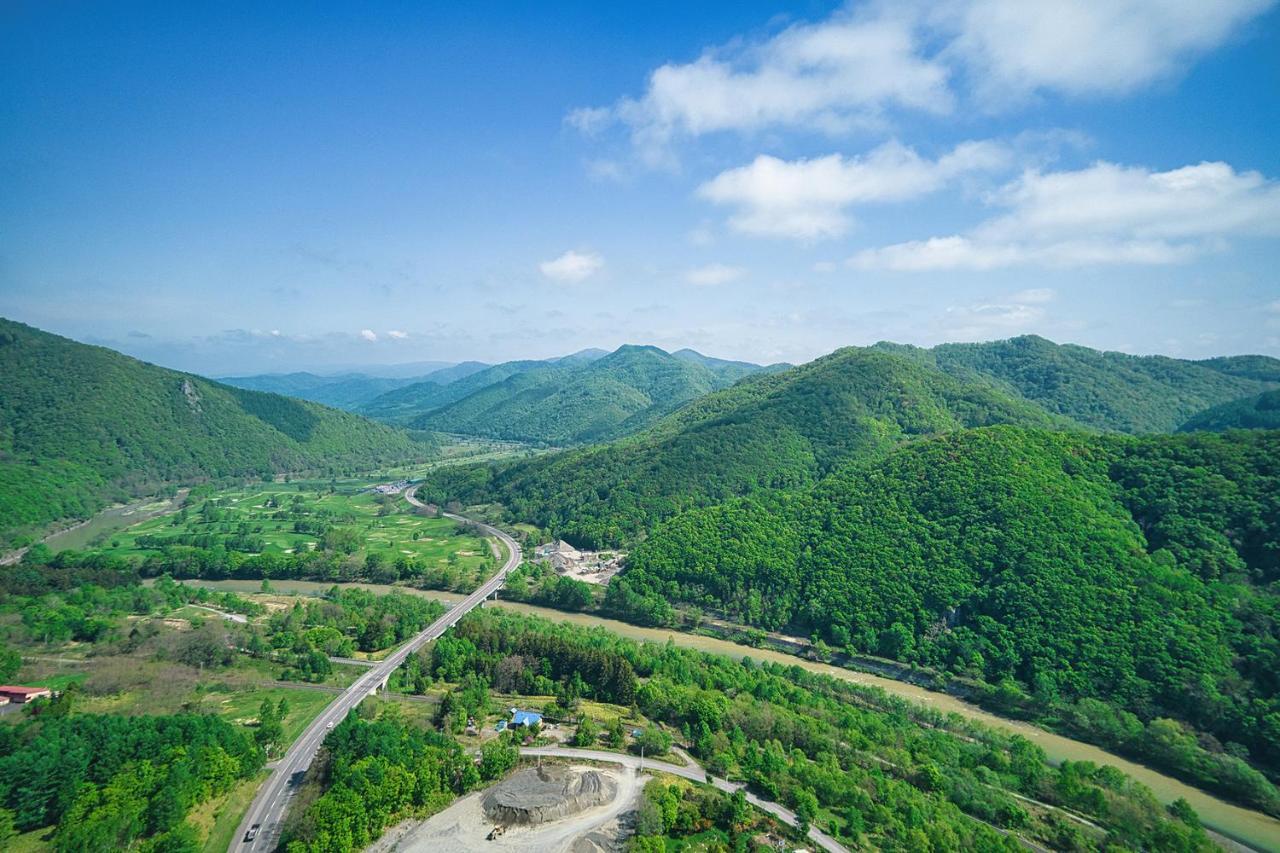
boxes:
[672,347,783,382]
[1180,388,1280,432]
[1195,355,1280,383]
[357,359,550,424]
[412,345,758,445]
[219,361,492,410]
[0,318,434,546]
[219,371,425,410]
[418,347,1061,545]
[618,427,1280,792]
[872,335,1278,433]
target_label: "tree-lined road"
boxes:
[230,485,521,851]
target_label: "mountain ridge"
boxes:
[0,318,434,547]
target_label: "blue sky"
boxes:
[2,0,1278,375]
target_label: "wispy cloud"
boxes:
[685,263,746,286]
[539,250,605,283]
[359,329,378,342]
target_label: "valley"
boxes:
[2,321,1280,852]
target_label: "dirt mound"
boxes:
[482,764,617,826]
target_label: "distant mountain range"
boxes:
[0,318,434,548]
[419,335,1280,547]
[191,344,783,447]
[403,345,779,445]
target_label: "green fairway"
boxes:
[96,480,494,582]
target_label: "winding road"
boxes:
[520,746,849,853]
[230,485,521,851]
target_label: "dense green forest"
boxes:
[617,426,1280,811]
[281,712,514,852]
[872,335,1279,433]
[392,608,1214,851]
[1180,388,1280,432]
[0,318,436,548]
[418,346,1063,546]
[356,349,610,425]
[0,712,264,851]
[409,345,765,445]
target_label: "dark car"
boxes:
[244,824,260,843]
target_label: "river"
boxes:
[183,579,1278,850]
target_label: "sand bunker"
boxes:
[482,764,617,826]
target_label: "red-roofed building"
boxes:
[0,686,52,703]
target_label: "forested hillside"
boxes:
[412,345,757,445]
[357,359,550,424]
[873,335,1278,433]
[1180,389,1280,432]
[418,347,1061,545]
[219,371,429,410]
[0,319,434,547]
[618,426,1280,808]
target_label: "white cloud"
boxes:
[359,329,378,342]
[539,250,605,283]
[572,1,1273,160]
[574,5,951,162]
[699,139,1011,239]
[851,160,1280,270]
[387,330,408,339]
[685,263,746,286]
[947,0,1275,102]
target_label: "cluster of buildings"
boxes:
[533,540,624,584]
[368,480,412,495]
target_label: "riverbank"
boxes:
[182,578,1280,852]
[0,489,190,565]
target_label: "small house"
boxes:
[0,686,52,704]
[511,710,543,728]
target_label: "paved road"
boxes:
[230,485,521,851]
[520,747,849,853]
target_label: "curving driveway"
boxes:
[520,746,849,853]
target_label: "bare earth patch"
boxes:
[368,764,641,853]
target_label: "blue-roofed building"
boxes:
[511,710,542,727]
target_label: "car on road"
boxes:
[244,824,260,843]
[326,720,335,729]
